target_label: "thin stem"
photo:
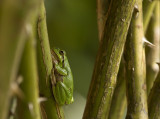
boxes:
[16,24,41,119]
[8,97,17,119]
[124,0,148,118]
[143,0,156,34]
[83,0,135,118]
[36,1,64,119]
[108,59,127,119]
[97,0,112,41]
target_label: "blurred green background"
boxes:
[45,0,98,118]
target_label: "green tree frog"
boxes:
[50,48,74,105]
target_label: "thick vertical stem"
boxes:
[36,1,64,119]
[17,25,41,119]
[0,0,38,118]
[124,0,148,118]
[83,0,135,118]
[146,2,160,94]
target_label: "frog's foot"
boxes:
[65,97,74,105]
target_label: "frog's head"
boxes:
[52,48,66,63]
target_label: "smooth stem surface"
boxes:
[124,0,148,118]
[108,60,127,119]
[148,70,160,119]
[146,2,160,94]
[36,1,64,119]
[83,0,135,118]
[0,0,38,118]
[143,0,156,34]
[17,27,41,119]
[148,64,160,119]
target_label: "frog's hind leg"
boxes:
[52,81,72,105]
[52,81,66,105]
[58,82,72,104]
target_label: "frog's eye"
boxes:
[59,50,64,55]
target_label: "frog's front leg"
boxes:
[52,81,72,105]
[55,64,67,76]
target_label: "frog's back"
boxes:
[63,55,73,94]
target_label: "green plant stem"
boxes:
[97,0,112,40]
[36,1,64,119]
[17,26,41,119]
[124,0,148,118]
[97,1,127,117]
[83,0,135,118]
[108,0,159,117]
[146,2,160,94]
[108,59,127,119]
[143,0,156,34]
[148,64,160,119]
[0,0,38,119]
